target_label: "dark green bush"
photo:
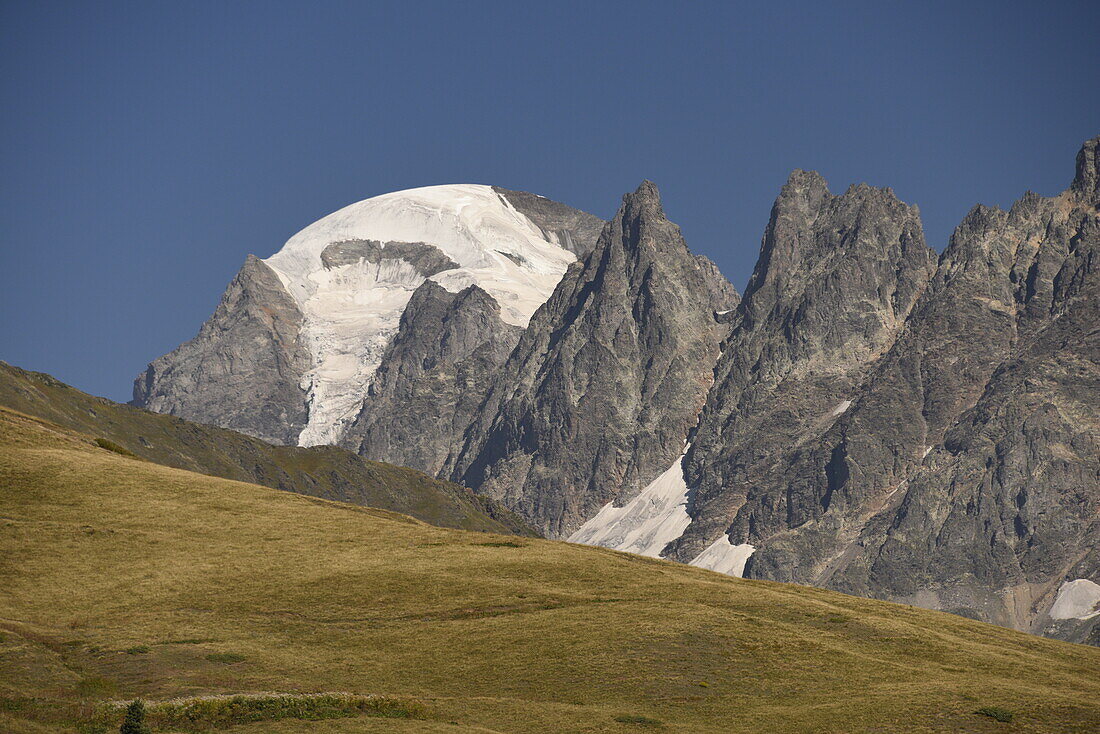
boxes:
[119,699,151,734]
[614,713,664,727]
[94,438,136,457]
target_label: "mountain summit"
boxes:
[133,184,603,446]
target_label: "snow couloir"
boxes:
[567,448,755,578]
[263,184,578,446]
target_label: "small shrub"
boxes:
[96,693,425,729]
[94,438,136,457]
[614,713,664,727]
[0,697,31,712]
[975,706,1014,723]
[119,699,151,734]
[125,645,149,655]
[158,638,208,645]
[477,540,524,548]
[205,652,246,664]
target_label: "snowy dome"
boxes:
[262,184,578,446]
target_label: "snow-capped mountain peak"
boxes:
[263,184,581,446]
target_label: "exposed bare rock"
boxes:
[671,172,936,560]
[671,136,1099,645]
[447,181,736,537]
[493,186,605,257]
[341,280,522,475]
[319,239,459,276]
[132,255,310,445]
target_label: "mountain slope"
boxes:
[447,181,737,537]
[0,361,533,535]
[132,254,311,445]
[2,407,1098,733]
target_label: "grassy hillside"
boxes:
[0,362,532,536]
[1,407,1098,733]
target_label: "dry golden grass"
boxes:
[1,407,1098,733]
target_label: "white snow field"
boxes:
[1049,579,1100,620]
[262,184,578,446]
[567,454,692,558]
[830,399,852,416]
[689,535,756,577]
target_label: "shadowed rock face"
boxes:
[341,281,522,476]
[132,255,311,445]
[672,136,1100,644]
[446,181,738,537]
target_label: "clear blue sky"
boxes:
[2,1,1097,401]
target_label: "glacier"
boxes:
[261,184,578,446]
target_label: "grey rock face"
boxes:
[319,239,459,276]
[812,139,1100,639]
[672,172,936,560]
[341,280,522,476]
[132,255,310,445]
[447,181,737,537]
[675,137,1100,644]
[493,186,605,257]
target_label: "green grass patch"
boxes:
[205,652,246,664]
[476,540,525,547]
[92,693,424,730]
[0,697,33,712]
[614,713,664,727]
[76,676,118,698]
[975,706,1014,722]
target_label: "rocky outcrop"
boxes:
[810,137,1100,639]
[670,173,936,560]
[319,239,459,276]
[668,136,1100,644]
[493,187,605,257]
[447,181,737,537]
[132,255,311,445]
[341,281,522,476]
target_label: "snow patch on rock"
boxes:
[1049,579,1100,620]
[689,535,755,577]
[567,453,692,558]
[262,184,577,446]
[831,400,852,416]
